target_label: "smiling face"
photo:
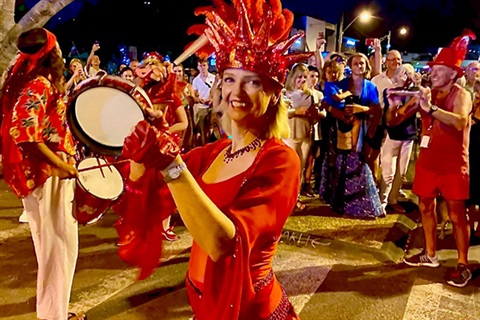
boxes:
[221,68,276,128]
[430,65,457,89]
[173,65,184,81]
[385,50,402,74]
[350,55,368,77]
[294,70,308,90]
[307,70,319,89]
[465,61,480,82]
[121,69,134,82]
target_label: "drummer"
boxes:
[0,28,85,320]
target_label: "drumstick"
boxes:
[78,159,130,173]
[173,34,208,65]
[96,157,105,178]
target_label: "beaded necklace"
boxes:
[223,137,262,163]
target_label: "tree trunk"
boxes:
[0,0,75,84]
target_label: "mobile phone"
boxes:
[94,40,100,45]
[365,38,375,47]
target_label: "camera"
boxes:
[365,38,375,47]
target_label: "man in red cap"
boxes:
[400,34,473,287]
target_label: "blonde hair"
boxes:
[219,78,291,140]
[285,63,309,94]
[347,53,372,79]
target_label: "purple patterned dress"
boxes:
[319,115,384,218]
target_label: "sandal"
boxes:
[68,312,87,320]
[295,200,307,211]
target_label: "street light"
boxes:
[337,10,372,52]
[377,27,408,52]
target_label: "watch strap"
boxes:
[163,162,187,183]
[428,105,438,115]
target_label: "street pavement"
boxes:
[0,173,479,320]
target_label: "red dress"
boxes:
[183,138,300,320]
[112,74,184,280]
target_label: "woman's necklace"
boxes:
[223,137,262,163]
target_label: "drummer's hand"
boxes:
[146,106,169,131]
[53,162,79,179]
[145,106,163,119]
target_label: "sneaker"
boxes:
[404,251,440,267]
[301,184,316,198]
[19,211,28,223]
[446,264,472,288]
[162,227,179,242]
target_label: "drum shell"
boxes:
[67,75,152,156]
[73,157,124,225]
[73,180,117,225]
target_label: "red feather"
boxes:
[450,28,477,61]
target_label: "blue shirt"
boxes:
[323,78,379,108]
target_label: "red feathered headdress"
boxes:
[186,0,312,86]
[428,29,476,76]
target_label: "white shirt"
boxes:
[371,71,394,110]
[192,73,216,102]
[311,88,326,140]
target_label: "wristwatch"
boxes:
[162,162,187,183]
[428,105,438,115]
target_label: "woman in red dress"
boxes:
[120,0,313,318]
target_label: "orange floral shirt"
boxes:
[6,76,75,197]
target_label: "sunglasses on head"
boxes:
[331,56,345,63]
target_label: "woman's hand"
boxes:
[344,103,369,115]
[123,120,180,170]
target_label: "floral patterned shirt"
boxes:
[6,76,75,197]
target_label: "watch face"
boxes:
[170,168,181,179]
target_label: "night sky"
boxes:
[18,0,480,68]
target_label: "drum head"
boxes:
[75,87,144,148]
[77,157,124,200]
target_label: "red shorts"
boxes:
[413,165,469,200]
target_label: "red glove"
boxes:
[122,120,180,170]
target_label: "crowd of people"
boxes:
[0,0,479,319]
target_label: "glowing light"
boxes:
[359,11,372,23]
[399,27,408,36]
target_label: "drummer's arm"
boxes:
[19,142,78,179]
[168,106,188,134]
[161,156,236,262]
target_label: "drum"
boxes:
[68,74,152,156]
[74,157,124,225]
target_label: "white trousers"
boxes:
[22,176,78,320]
[379,135,414,205]
[283,138,311,189]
